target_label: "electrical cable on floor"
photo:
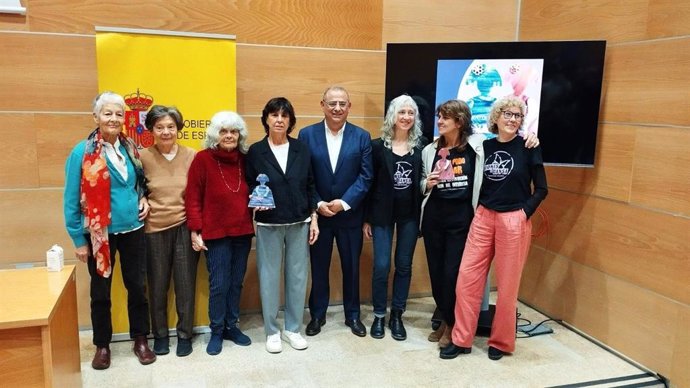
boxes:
[517,317,563,339]
[517,312,532,328]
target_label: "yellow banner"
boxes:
[96,28,236,335]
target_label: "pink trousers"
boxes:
[451,205,532,353]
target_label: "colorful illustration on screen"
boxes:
[435,59,544,137]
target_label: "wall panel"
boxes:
[545,123,634,202]
[35,113,95,187]
[382,0,517,47]
[0,114,40,188]
[533,190,689,305]
[0,190,72,265]
[630,126,690,216]
[236,45,385,118]
[0,33,97,112]
[648,0,690,38]
[17,0,382,49]
[520,248,688,384]
[603,38,690,126]
[520,0,649,43]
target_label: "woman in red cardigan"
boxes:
[185,111,255,356]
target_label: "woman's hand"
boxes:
[363,222,372,240]
[138,198,150,221]
[75,245,89,263]
[425,171,440,191]
[523,132,540,148]
[191,231,208,251]
[308,218,319,245]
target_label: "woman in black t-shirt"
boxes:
[420,99,484,348]
[441,96,548,361]
[363,95,426,340]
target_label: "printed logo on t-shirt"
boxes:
[436,156,469,190]
[393,161,413,190]
[484,151,514,181]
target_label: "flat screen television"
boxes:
[384,41,606,167]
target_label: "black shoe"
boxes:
[223,326,251,346]
[345,319,367,337]
[305,317,326,336]
[176,337,193,357]
[389,309,407,341]
[153,337,170,355]
[439,343,472,359]
[488,346,504,360]
[370,316,385,339]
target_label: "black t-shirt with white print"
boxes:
[430,146,476,201]
[392,152,414,221]
[479,136,548,219]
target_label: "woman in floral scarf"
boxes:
[63,92,156,370]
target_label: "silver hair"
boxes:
[380,95,423,154]
[204,111,249,153]
[92,91,125,115]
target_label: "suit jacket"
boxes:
[245,136,317,224]
[297,120,373,228]
[364,137,427,226]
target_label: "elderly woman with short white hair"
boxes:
[63,91,156,370]
[185,111,255,355]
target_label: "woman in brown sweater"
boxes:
[140,105,198,357]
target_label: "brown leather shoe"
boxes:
[133,336,157,365]
[428,321,446,342]
[439,325,452,348]
[91,346,111,370]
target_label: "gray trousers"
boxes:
[256,222,309,336]
[146,223,199,339]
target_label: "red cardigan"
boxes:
[185,148,254,240]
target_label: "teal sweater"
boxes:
[63,140,143,248]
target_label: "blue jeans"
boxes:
[205,235,252,334]
[371,219,418,316]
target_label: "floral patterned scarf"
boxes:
[80,128,145,278]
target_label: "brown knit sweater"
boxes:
[140,145,196,233]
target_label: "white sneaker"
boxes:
[266,333,282,353]
[282,330,308,350]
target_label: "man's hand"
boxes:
[326,200,344,215]
[317,202,336,217]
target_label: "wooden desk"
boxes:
[0,265,82,388]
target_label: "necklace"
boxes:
[217,160,242,193]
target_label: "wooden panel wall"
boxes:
[0,0,387,332]
[3,2,688,386]
[520,1,690,386]
[0,0,383,49]
[382,0,518,48]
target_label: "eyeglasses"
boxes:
[323,100,349,109]
[501,110,524,120]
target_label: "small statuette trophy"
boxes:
[248,173,275,208]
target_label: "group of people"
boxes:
[63,85,546,370]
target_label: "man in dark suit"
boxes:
[298,86,373,337]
